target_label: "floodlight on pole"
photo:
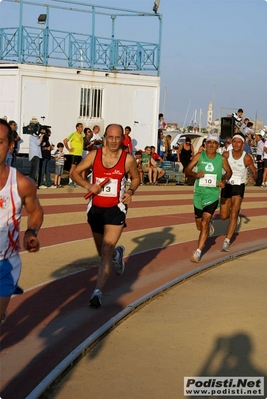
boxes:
[153,0,161,13]
[38,14,47,24]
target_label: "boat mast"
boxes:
[183,98,191,129]
[163,87,167,115]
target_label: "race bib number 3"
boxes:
[199,174,217,187]
[96,177,117,197]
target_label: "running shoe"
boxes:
[39,185,47,189]
[0,311,8,325]
[221,239,230,252]
[89,289,102,308]
[190,250,201,263]
[208,218,215,236]
[113,245,125,275]
[68,182,76,188]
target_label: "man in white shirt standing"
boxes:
[90,125,103,149]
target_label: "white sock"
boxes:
[69,177,72,183]
[196,249,202,255]
[225,238,230,243]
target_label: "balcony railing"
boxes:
[0,26,159,74]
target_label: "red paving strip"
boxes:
[22,196,267,216]
[1,227,267,399]
[35,187,265,200]
[19,206,266,248]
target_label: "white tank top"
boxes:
[0,167,22,260]
[227,150,247,185]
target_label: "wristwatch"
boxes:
[25,228,38,237]
[127,188,135,195]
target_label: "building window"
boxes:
[80,86,103,119]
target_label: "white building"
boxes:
[0,63,160,154]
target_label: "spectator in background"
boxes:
[134,151,144,185]
[177,136,194,183]
[254,133,265,186]
[5,144,14,166]
[240,117,249,134]
[63,122,84,188]
[53,142,66,188]
[141,146,157,184]
[262,137,267,187]
[157,129,165,158]
[227,109,243,128]
[83,127,93,158]
[9,120,21,168]
[163,134,172,161]
[197,138,207,153]
[243,137,253,155]
[90,125,103,149]
[122,126,133,154]
[244,121,254,138]
[151,145,165,184]
[38,128,54,189]
[158,113,166,130]
[29,127,45,185]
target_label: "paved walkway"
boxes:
[0,185,266,399]
[48,249,267,399]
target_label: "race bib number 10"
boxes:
[199,174,217,187]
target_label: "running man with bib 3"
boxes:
[72,124,140,308]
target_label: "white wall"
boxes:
[0,64,160,154]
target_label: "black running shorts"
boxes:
[87,205,127,234]
[221,183,245,199]
[194,200,219,219]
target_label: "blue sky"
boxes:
[1,0,266,127]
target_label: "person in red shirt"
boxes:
[122,126,133,154]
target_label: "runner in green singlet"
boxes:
[185,134,232,263]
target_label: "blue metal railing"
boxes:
[0,26,159,73]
